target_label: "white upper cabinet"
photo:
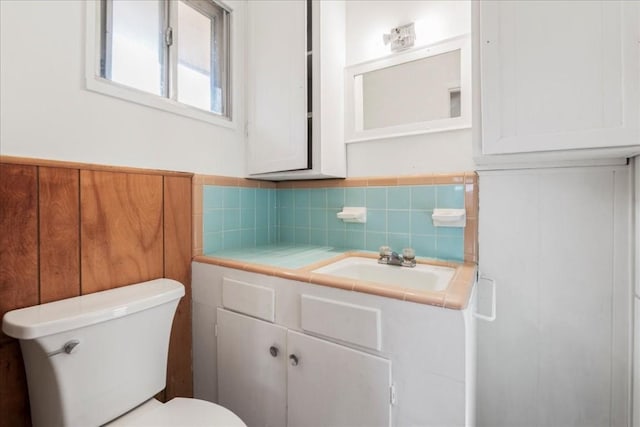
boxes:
[478,1,639,159]
[246,0,346,180]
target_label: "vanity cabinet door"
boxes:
[217,308,287,427]
[286,330,392,427]
[479,0,639,155]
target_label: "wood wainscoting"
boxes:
[0,157,193,426]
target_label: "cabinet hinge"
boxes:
[164,26,173,47]
[390,384,397,405]
[214,323,218,337]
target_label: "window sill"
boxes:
[85,75,235,129]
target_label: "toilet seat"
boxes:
[108,397,246,427]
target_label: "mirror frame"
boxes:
[345,34,471,143]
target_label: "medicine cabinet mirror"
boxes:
[345,35,470,143]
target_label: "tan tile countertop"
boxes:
[193,250,477,310]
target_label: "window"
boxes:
[89,0,231,122]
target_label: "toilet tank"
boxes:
[2,278,185,427]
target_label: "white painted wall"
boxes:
[344,0,473,176]
[0,0,246,176]
[477,166,632,427]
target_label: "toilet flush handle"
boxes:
[47,340,80,357]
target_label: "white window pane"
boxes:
[110,0,163,96]
[177,1,217,112]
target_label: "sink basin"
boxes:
[312,256,455,292]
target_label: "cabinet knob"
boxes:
[269,346,279,357]
[289,354,299,366]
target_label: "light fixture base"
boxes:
[383,22,416,52]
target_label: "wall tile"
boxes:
[256,188,268,208]
[309,189,327,208]
[345,187,365,206]
[310,228,327,246]
[294,208,309,228]
[240,188,255,208]
[411,186,436,210]
[199,179,473,262]
[310,209,327,229]
[294,189,310,209]
[327,209,344,231]
[412,235,437,258]
[388,233,410,251]
[327,188,345,208]
[436,185,465,209]
[223,209,241,230]
[346,230,365,249]
[366,210,386,233]
[240,208,255,229]
[204,232,223,253]
[223,230,241,249]
[328,229,346,248]
[438,226,464,238]
[280,226,295,243]
[437,235,464,261]
[365,232,387,253]
[279,189,294,208]
[387,186,411,209]
[388,210,410,234]
[203,210,223,233]
[411,210,435,235]
[294,228,310,245]
[203,186,224,209]
[241,229,255,247]
[280,207,294,227]
[256,208,269,229]
[256,228,269,246]
[223,187,240,209]
[366,187,387,209]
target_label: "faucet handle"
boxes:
[379,245,391,257]
[402,247,415,261]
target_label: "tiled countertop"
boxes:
[193,245,477,310]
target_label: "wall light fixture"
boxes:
[382,22,416,52]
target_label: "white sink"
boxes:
[312,256,455,292]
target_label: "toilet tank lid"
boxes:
[2,278,185,340]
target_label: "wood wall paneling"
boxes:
[0,164,38,426]
[80,171,164,294]
[0,341,31,427]
[38,167,80,303]
[164,176,194,399]
[1,161,194,425]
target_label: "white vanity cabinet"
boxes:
[217,308,288,427]
[246,0,346,180]
[217,308,391,427]
[192,262,476,427]
[476,0,640,161]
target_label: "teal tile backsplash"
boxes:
[203,186,277,253]
[202,179,472,262]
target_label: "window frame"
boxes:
[85,0,233,127]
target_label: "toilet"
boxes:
[2,278,246,427]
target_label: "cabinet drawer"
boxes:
[300,295,381,350]
[222,278,275,322]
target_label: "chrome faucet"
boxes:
[378,246,416,267]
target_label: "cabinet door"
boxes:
[217,308,287,427]
[480,1,639,155]
[246,0,308,175]
[287,330,392,427]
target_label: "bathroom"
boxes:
[0,0,638,426]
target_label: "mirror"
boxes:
[345,35,470,143]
